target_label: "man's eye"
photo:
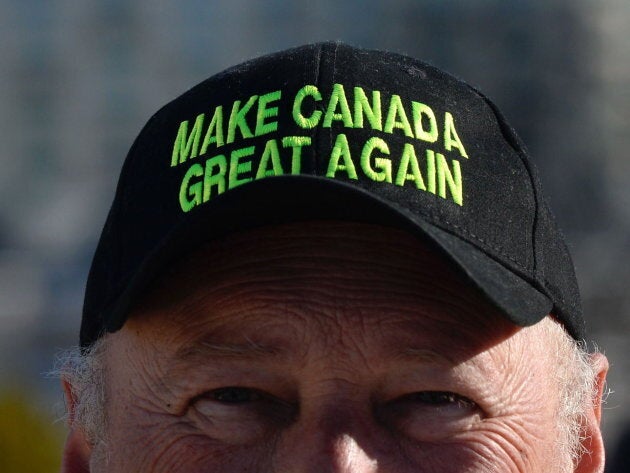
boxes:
[191,386,297,444]
[209,387,263,404]
[192,387,292,445]
[403,391,475,408]
[384,390,482,442]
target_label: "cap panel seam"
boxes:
[466,86,541,281]
[314,44,324,91]
[327,43,341,172]
[313,43,324,174]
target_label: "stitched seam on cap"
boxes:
[464,86,539,279]
[329,43,341,169]
[443,220,528,270]
[391,201,532,275]
[313,43,324,173]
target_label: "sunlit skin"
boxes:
[62,222,607,472]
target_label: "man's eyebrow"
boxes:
[392,346,457,365]
[173,336,288,363]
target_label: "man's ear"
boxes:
[574,352,609,473]
[60,378,92,473]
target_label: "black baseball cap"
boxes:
[81,42,585,346]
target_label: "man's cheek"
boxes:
[433,425,551,473]
[104,425,273,473]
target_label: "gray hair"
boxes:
[55,338,108,446]
[55,320,602,470]
[543,319,603,472]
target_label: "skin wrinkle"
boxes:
[108,376,252,472]
[457,350,561,471]
[60,222,606,472]
[459,436,525,473]
[109,341,175,416]
[460,430,524,472]
[145,429,227,473]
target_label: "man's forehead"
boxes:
[128,221,518,362]
[135,221,486,312]
[140,221,466,295]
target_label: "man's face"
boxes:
[90,222,574,472]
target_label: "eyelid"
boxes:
[208,386,265,403]
[381,390,484,422]
[166,368,297,414]
[399,391,476,406]
[196,385,296,407]
[379,390,485,441]
[193,387,298,417]
[379,367,492,415]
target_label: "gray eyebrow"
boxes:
[392,347,456,366]
[168,333,459,381]
[173,336,287,363]
[175,339,455,364]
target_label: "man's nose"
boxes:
[271,404,387,473]
[275,430,380,473]
[328,433,379,473]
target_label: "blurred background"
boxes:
[0,1,628,471]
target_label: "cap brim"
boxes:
[104,175,552,333]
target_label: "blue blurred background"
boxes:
[0,1,628,470]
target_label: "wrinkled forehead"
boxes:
[126,220,522,362]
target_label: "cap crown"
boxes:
[82,42,583,346]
